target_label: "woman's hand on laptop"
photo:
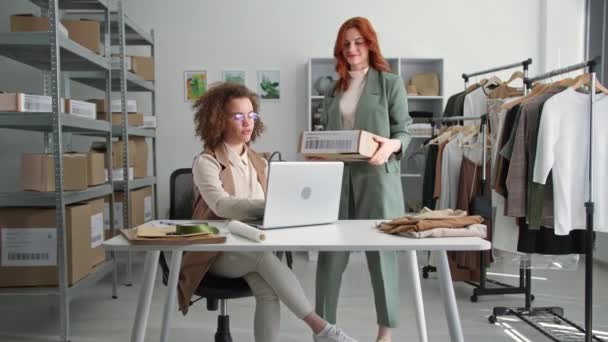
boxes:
[368,136,401,165]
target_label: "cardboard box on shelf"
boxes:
[91,140,135,168]
[61,19,101,54]
[88,99,137,114]
[111,55,154,81]
[64,99,96,120]
[85,199,106,268]
[131,137,148,178]
[0,93,52,112]
[142,116,157,128]
[91,138,147,178]
[299,130,380,161]
[131,56,154,81]
[21,153,89,192]
[87,153,105,186]
[9,14,68,36]
[105,187,153,237]
[0,204,92,287]
[105,113,144,127]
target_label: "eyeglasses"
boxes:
[230,112,260,122]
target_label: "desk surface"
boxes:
[103,220,491,252]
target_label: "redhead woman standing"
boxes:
[315,17,412,342]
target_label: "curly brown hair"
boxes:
[193,82,265,150]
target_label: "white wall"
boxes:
[0,0,587,220]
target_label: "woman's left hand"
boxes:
[368,136,401,165]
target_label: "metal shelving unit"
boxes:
[69,70,154,91]
[113,176,156,191]
[112,0,158,286]
[0,1,118,341]
[112,125,155,138]
[0,184,113,207]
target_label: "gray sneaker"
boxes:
[313,326,358,342]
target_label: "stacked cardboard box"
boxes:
[88,99,144,126]
[0,93,52,112]
[64,99,96,120]
[91,138,148,179]
[21,153,89,192]
[0,201,107,287]
[111,55,154,81]
[10,15,101,54]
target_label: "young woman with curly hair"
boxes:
[314,17,413,342]
[178,82,357,342]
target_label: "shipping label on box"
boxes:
[19,94,52,112]
[90,213,103,248]
[104,202,124,230]
[105,168,134,182]
[300,130,379,160]
[144,196,153,222]
[142,116,157,128]
[65,99,96,119]
[301,131,362,154]
[1,228,57,267]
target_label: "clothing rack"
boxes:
[463,58,533,87]
[422,59,536,305]
[491,57,603,342]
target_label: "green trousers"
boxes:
[315,250,399,327]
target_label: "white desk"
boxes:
[103,220,491,342]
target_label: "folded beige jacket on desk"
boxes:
[401,224,487,239]
[378,215,484,234]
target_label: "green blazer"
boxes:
[321,67,412,219]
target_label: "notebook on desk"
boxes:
[246,161,343,230]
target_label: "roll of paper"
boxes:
[227,220,266,242]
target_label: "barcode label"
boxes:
[91,213,104,248]
[144,196,153,222]
[20,94,52,112]
[304,139,353,151]
[7,253,50,261]
[67,100,96,119]
[301,131,361,154]
[104,202,125,229]
[1,228,57,267]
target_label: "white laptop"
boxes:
[247,161,344,229]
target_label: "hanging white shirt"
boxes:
[533,87,608,235]
[463,86,489,117]
[340,67,368,129]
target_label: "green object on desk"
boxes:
[175,223,219,235]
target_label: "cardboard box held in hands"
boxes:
[299,130,380,161]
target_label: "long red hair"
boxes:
[334,17,391,92]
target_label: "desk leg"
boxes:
[160,251,183,342]
[131,251,160,342]
[437,251,464,342]
[405,251,428,342]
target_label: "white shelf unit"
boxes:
[307,57,444,212]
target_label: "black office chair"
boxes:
[159,168,252,342]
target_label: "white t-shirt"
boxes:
[533,87,608,235]
[463,86,489,117]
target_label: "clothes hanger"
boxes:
[571,73,608,95]
[501,81,549,110]
[505,71,524,85]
